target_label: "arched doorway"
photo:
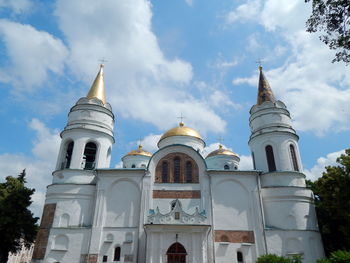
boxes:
[167,242,187,263]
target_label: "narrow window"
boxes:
[162,161,168,183]
[252,152,256,170]
[224,164,229,170]
[237,251,243,262]
[131,164,136,168]
[65,141,74,168]
[113,247,121,261]
[265,145,276,172]
[185,161,192,183]
[83,142,97,170]
[103,255,108,262]
[174,157,180,183]
[290,144,299,171]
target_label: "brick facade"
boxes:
[32,203,56,259]
[153,190,201,199]
[214,230,255,243]
[155,152,199,183]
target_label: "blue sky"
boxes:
[0,0,349,217]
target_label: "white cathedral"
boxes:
[32,65,324,263]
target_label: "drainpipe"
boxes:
[257,171,268,254]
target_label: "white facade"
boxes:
[32,66,324,263]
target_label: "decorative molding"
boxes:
[147,199,206,225]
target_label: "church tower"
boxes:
[248,67,324,261]
[248,66,302,173]
[55,64,115,173]
[32,65,115,262]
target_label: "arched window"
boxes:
[131,164,136,168]
[83,142,97,170]
[224,164,229,170]
[252,152,256,170]
[186,161,192,183]
[65,141,74,168]
[113,246,121,261]
[237,251,243,263]
[290,144,299,171]
[265,145,276,172]
[162,161,169,183]
[174,157,180,183]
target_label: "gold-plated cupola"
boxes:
[86,64,106,104]
[257,66,276,105]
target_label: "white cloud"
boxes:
[0,0,32,14]
[228,0,350,135]
[239,155,253,170]
[140,134,162,153]
[226,0,260,24]
[0,119,60,218]
[52,0,226,134]
[0,19,68,90]
[304,149,346,181]
[185,0,193,6]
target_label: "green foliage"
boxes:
[310,149,350,254]
[256,254,302,263]
[305,0,350,64]
[317,250,350,263]
[0,169,39,262]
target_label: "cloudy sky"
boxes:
[0,0,349,218]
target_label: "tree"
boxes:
[305,0,350,64]
[308,149,350,255]
[0,169,39,263]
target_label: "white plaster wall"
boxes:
[215,243,255,263]
[211,176,256,230]
[46,184,95,228]
[100,229,138,263]
[260,172,306,187]
[265,230,324,263]
[45,228,90,263]
[105,180,141,227]
[262,187,318,230]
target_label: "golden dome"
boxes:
[159,122,203,141]
[206,144,239,158]
[125,145,152,157]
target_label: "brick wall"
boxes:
[32,203,56,259]
[214,230,255,243]
[153,190,201,199]
[155,152,199,183]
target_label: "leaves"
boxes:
[311,149,350,254]
[0,170,38,262]
[305,0,350,64]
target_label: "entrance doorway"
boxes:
[166,242,187,263]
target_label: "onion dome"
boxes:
[206,144,239,158]
[159,122,202,141]
[125,145,152,157]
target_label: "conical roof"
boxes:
[86,64,106,104]
[257,66,275,105]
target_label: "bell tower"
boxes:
[55,64,115,173]
[248,66,302,173]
